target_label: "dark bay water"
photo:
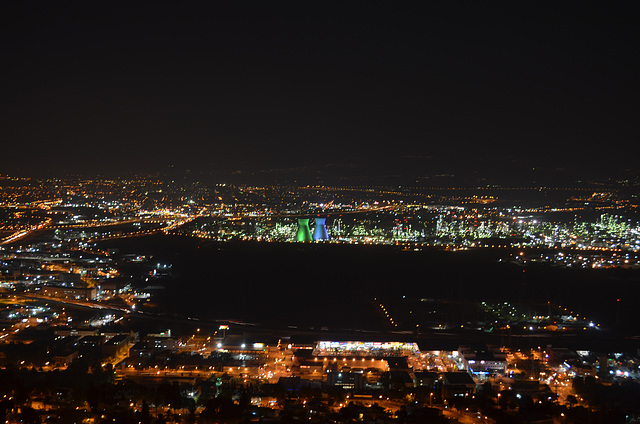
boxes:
[99,235,640,334]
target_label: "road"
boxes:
[0,218,52,245]
[442,408,494,423]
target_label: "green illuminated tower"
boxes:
[296,218,312,242]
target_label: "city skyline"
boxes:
[0,174,639,423]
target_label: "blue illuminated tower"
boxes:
[296,218,312,242]
[313,218,329,241]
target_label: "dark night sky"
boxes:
[1,2,638,179]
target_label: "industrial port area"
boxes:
[0,174,639,423]
[2,175,639,256]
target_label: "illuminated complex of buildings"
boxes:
[296,217,330,242]
[313,341,420,357]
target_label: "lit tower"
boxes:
[313,217,329,241]
[296,218,312,242]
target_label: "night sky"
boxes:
[2,2,638,179]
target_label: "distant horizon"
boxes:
[4,157,639,188]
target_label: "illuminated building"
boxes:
[458,345,507,375]
[326,371,364,390]
[296,218,312,242]
[313,217,329,241]
[40,285,97,300]
[313,341,419,356]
